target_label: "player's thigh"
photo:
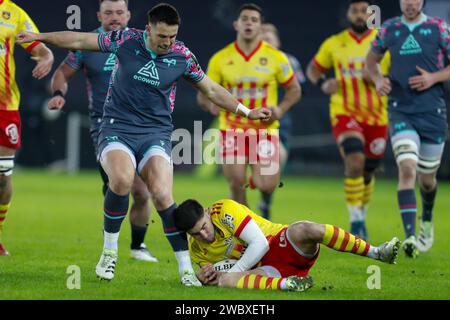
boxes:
[140,155,173,208]
[218,269,268,288]
[101,149,136,185]
[222,163,247,186]
[417,142,445,176]
[389,113,421,167]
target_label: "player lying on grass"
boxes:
[174,199,401,292]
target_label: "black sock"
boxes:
[398,189,417,238]
[158,203,188,252]
[130,224,148,250]
[104,189,129,234]
[261,192,273,209]
[98,164,109,196]
[420,186,437,222]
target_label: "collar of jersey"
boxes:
[143,31,158,59]
[97,26,129,33]
[401,13,428,32]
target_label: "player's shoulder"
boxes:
[5,1,28,19]
[169,40,196,59]
[380,17,402,30]
[210,199,241,216]
[261,41,288,60]
[210,42,236,59]
[423,16,449,30]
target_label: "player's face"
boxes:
[235,9,262,41]
[97,0,130,32]
[400,0,424,20]
[146,22,179,55]
[188,213,215,244]
[347,2,370,34]
[261,29,280,49]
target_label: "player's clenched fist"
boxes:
[16,30,40,44]
[48,96,66,110]
[249,107,272,122]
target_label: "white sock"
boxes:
[104,231,119,251]
[348,205,364,222]
[367,246,379,259]
[175,250,193,275]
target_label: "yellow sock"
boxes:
[322,224,372,256]
[362,177,375,212]
[345,177,364,221]
[236,274,283,290]
[0,203,11,242]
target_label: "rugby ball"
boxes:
[213,259,237,272]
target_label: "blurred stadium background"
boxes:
[12,0,450,179]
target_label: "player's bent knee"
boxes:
[392,139,419,165]
[417,157,441,175]
[290,221,318,242]
[341,138,364,156]
[108,172,134,194]
[364,158,381,174]
[0,156,15,177]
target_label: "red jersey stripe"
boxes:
[348,63,360,111]
[235,215,252,237]
[338,63,349,114]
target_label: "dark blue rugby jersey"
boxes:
[97,28,205,136]
[371,15,450,113]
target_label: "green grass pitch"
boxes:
[0,170,449,300]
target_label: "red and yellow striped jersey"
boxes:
[0,0,40,111]
[189,199,286,267]
[313,29,390,126]
[207,41,294,131]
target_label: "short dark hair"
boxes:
[348,0,373,6]
[147,3,181,26]
[173,199,205,232]
[238,3,264,21]
[99,0,129,7]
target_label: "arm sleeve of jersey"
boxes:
[276,52,295,87]
[184,50,206,83]
[228,218,269,273]
[97,30,131,53]
[371,23,389,56]
[380,50,391,76]
[206,53,222,84]
[17,8,41,52]
[63,50,83,71]
[438,21,450,59]
[313,38,333,72]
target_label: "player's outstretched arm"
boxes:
[366,51,391,96]
[16,30,100,52]
[29,43,54,80]
[48,63,78,110]
[194,75,272,121]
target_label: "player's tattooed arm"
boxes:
[16,30,100,51]
[193,75,272,121]
[366,51,391,96]
[29,43,54,80]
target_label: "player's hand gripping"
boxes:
[197,264,219,285]
[248,107,272,122]
[16,30,40,45]
[409,66,437,92]
[375,77,392,96]
[48,96,66,110]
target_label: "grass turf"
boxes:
[0,170,449,300]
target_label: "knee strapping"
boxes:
[0,156,14,176]
[341,138,364,156]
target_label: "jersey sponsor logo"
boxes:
[24,20,34,32]
[254,66,271,73]
[134,60,160,87]
[103,53,116,72]
[221,213,235,230]
[400,35,422,55]
[2,11,11,20]
[369,138,387,156]
[5,124,19,145]
[163,58,177,67]
[394,122,407,132]
[419,28,432,36]
[0,20,15,29]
